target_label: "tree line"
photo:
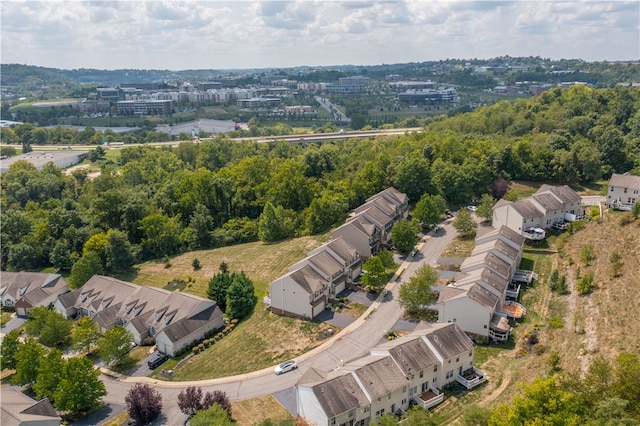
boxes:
[1,86,639,286]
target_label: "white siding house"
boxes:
[607,172,640,209]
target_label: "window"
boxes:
[611,187,614,192]
[469,351,473,357]
[456,357,459,362]
[434,365,438,372]
[387,393,391,400]
[349,409,355,418]
[402,386,407,393]
[364,406,370,413]
[484,324,488,329]
[433,377,437,383]
[420,371,424,378]
[402,398,407,405]
[624,188,628,193]
[148,325,156,336]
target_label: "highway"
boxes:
[6,128,422,153]
[99,220,458,425]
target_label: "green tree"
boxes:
[98,325,133,367]
[611,353,640,418]
[69,252,103,289]
[12,337,46,386]
[258,201,285,242]
[106,229,135,272]
[377,249,396,269]
[189,404,234,426]
[398,265,439,318]
[476,193,495,222]
[361,256,386,292]
[413,193,447,227]
[225,272,257,320]
[0,329,21,370]
[372,413,399,426]
[453,209,477,237]
[207,266,233,312]
[72,316,101,354]
[33,348,64,401]
[54,356,106,413]
[25,307,72,348]
[392,152,434,201]
[632,202,640,219]
[50,239,74,271]
[139,213,183,259]
[391,218,419,254]
[489,376,582,426]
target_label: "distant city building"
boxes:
[338,76,370,86]
[96,87,121,100]
[237,97,282,109]
[284,105,314,114]
[155,119,236,138]
[116,99,172,116]
[120,82,160,90]
[398,88,456,103]
[197,81,222,91]
[389,80,435,90]
[528,84,553,96]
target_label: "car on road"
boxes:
[274,360,298,375]
[466,205,477,212]
[147,352,169,370]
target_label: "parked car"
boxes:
[466,205,477,212]
[147,352,169,370]
[274,360,298,375]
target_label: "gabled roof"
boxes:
[60,275,222,342]
[509,199,544,218]
[346,355,408,399]
[1,387,61,425]
[423,323,475,359]
[495,226,526,247]
[536,184,582,204]
[466,284,500,312]
[310,372,370,418]
[349,204,394,228]
[306,251,344,278]
[334,216,377,238]
[297,366,328,386]
[532,192,564,211]
[374,334,439,376]
[0,271,68,306]
[367,187,408,206]
[472,239,520,263]
[322,237,358,263]
[289,265,328,295]
[159,304,224,343]
[609,172,640,190]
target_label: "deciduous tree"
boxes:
[72,316,101,354]
[398,265,439,318]
[391,218,419,254]
[476,193,495,222]
[453,209,477,237]
[98,325,133,367]
[69,252,103,289]
[413,194,447,227]
[0,329,21,370]
[125,383,163,425]
[12,337,46,386]
[361,257,386,292]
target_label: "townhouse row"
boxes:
[296,323,486,425]
[268,187,408,319]
[436,226,529,342]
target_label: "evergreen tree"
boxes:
[225,272,257,320]
[207,266,233,312]
[258,201,284,242]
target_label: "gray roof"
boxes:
[351,205,394,228]
[376,334,439,376]
[496,226,526,247]
[310,373,370,418]
[536,184,582,204]
[344,355,408,399]
[289,265,328,295]
[472,239,520,263]
[307,251,344,278]
[61,275,222,342]
[509,199,544,218]
[466,284,500,312]
[423,323,475,359]
[1,271,68,307]
[160,304,223,343]
[609,172,640,190]
[532,192,564,211]
[324,237,358,263]
[354,196,397,218]
[367,187,408,205]
[1,387,60,425]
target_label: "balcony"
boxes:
[512,269,537,284]
[522,227,545,241]
[489,328,510,342]
[456,367,487,390]
[412,388,444,409]
[501,300,526,319]
[506,282,521,300]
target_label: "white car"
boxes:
[466,205,477,212]
[274,360,298,375]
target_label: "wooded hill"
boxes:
[1,85,639,282]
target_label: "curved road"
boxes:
[100,220,459,424]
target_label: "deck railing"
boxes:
[411,388,444,409]
[456,367,488,390]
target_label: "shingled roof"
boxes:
[609,172,640,190]
[311,373,370,418]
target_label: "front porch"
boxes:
[456,367,488,390]
[412,388,444,409]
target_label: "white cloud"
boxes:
[0,0,637,70]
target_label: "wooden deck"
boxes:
[501,303,525,319]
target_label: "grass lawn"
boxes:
[441,234,476,258]
[232,395,295,425]
[122,233,337,380]
[1,310,13,327]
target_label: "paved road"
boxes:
[100,220,459,424]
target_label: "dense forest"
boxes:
[1,86,639,285]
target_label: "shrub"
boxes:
[576,270,595,294]
[548,317,564,328]
[192,258,201,271]
[125,384,162,425]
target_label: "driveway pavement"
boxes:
[315,310,356,329]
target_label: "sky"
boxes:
[1,1,638,71]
